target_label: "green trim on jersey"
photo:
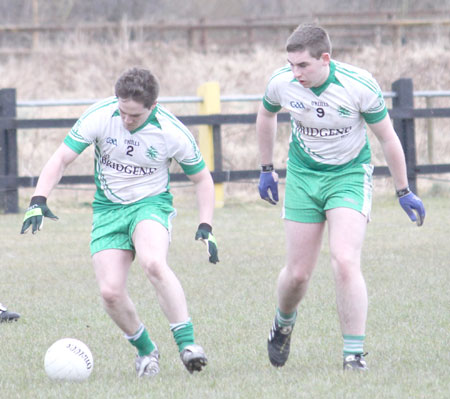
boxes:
[263,97,282,113]
[362,108,388,124]
[92,189,174,212]
[64,135,89,154]
[180,159,206,175]
[130,106,161,133]
[70,97,118,141]
[334,62,380,94]
[112,102,162,133]
[288,132,372,172]
[156,106,203,165]
[263,66,291,113]
[93,143,128,203]
[268,65,291,83]
[310,61,343,96]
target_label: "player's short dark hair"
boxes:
[115,67,159,109]
[286,24,332,59]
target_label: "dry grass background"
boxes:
[2,38,450,206]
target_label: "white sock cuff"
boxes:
[124,323,145,341]
[170,317,191,332]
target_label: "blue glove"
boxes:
[398,190,425,226]
[20,196,59,234]
[258,171,279,205]
[195,223,219,264]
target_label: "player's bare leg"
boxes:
[93,249,140,334]
[327,207,369,370]
[133,220,189,323]
[133,220,207,373]
[93,249,159,377]
[268,220,324,367]
[278,220,325,312]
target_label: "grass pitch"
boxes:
[1,193,449,398]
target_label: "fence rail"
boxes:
[2,10,450,53]
[2,78,450,213]
[14,90,450,109]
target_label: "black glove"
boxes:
[20,196,58,234]
[195,223,219,264]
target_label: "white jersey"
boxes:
[263,60,388,171]
[64,97,205,207]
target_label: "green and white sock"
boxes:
[276,308,297,327]
[170,318,194,352]
[343,334,365,357]
[126,323,156,356]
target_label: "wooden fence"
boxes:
[2,10,450,54]
[1,78,450,213]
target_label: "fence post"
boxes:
[0,88,19,213]
[425,96,434,163]
[197,81,224,207]
[391,78,417,194]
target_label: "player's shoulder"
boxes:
[154,103,190,135]
[154,103,174,119]
[267,64,294,85]
[334,60,374,79]
[333,60,381,93]
[79,96,118,121]
[154,103,179,127]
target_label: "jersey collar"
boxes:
[130,104,161,133]
[310,60,342,97]
[113,103,161,134]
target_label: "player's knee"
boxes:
[286,265,312,286]
[141,257,167,282]
[331,253,361,281]
[99,284,124,306]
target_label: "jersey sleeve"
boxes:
[165,120,205,175]
[262,67,288,113]
[359,77,388,124]
[63,118,95,154]
[63,98,116,154]
[64,103,113,154]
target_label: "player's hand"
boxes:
[20,196,59,234]
[258,170,279,205]
[195,223,219,264]
[398,191,425,226]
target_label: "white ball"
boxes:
[44,338,94,382]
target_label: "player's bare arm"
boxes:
[368,115,409,191]
[188,167,219,264]
[256,104,278,165]
[188,167,215,226]
[20,143,80,234]
[33,143,80,198]
[369,115,425,225]
[256,104,279,204]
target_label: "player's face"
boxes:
[118,98,154,131]
[287,50,331,88]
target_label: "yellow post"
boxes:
[197,82,224,208]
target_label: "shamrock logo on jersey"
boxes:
[377,92,385,107]
[338,106,351,117]
[146,146,159,160]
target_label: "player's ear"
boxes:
[321,53,331,64]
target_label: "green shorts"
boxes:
[283,163,373,223]
[90,195,176,256]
